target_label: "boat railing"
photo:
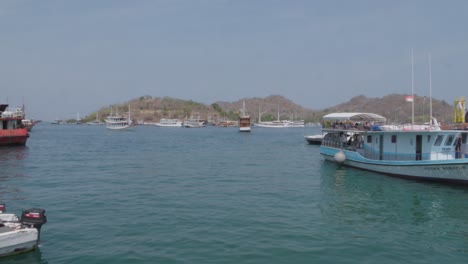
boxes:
[322,140,466,161]
[358,149,464,161]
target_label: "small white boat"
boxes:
[105,106,132,130]
[87,113,104,125]
[255,120,304,128]
[254,120,290,128]
[255,107,304,128]
[320,112,468,182]
[304,134,324,145]
[287,120,305,127]
[155,119,183,127]
[0,204,47,258]
[51,119,65,125]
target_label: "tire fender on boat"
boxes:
[334,150,346,163]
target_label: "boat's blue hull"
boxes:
[320,146,468,182]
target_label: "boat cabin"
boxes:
[0,104,25,130]
[321,112,468,162]
[323,130,468,161]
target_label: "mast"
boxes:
[429,53,433,124]
[258,106,261,123]
[128,105,131,125]
[411,49,415,125]
[241,101,246,117]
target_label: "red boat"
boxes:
[0,104,29,146]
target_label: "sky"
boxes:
[1,0,468,121]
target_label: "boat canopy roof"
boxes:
[322,112,386,122]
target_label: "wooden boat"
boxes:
[239,101,251,132]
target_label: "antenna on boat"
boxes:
[411,49,415,125]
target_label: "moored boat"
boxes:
[155,119,183,127]
[319,112,468,183]
[87,113,104,125]
[239,101,251,132]
[183,119,204,128]
[51,119,65,125]
[184,114,204,128]
[0,204,47,258]
[255,120,304,128]
[304,134,323,145]
[105,106,132,130]
[0,104,29,146]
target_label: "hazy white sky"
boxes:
[1,0,468,121]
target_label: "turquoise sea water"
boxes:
[1,124,468,264]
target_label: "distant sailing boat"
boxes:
[87,112,104,125]
[239,101,251,132]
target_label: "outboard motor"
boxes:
[21,208,47,241]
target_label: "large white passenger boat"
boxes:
[183,118,204,128]
[0,204,47,258]
[255,120,305,128]
[319,112,468,183]
[155,119,183,127]
[105,107,132,130]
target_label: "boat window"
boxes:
[367,135,372,143]
[391,135,397,143]
[427,135,431,143]
[445,135,455,146]
[434,135,444,146]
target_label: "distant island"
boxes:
[78,94,456,125]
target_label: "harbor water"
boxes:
[1,124,468,264]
